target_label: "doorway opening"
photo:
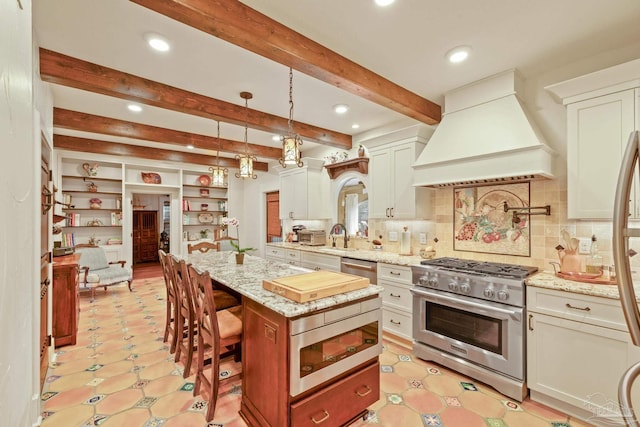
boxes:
[132,193,170,265]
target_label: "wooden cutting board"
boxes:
[263,271,370,303]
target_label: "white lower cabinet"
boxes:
[527,287,640,426]
[378,263,413,341]
[300,252,340,272]
[265,246,285,263]
[284,249,301,266]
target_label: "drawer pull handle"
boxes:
[528,314,534,331]
[390,271,401,276]
[311,410,330,424]
[355,385,372,397]
[390,319,401,325]
[566,303,591,312]
[390,293,401,298]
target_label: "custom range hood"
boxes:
[413,69,555,188]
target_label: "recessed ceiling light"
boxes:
[145,33,170,52]
[127,104,143,112]
[333,104,349,114]
[186,144,194,150]
[374,0,395,6]
[446,46,471,63]
[272,135,281,142]
[351,124,360,129]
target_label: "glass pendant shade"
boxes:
[280,135,303,167]
[236,154,256,179]
[209,166,226,187]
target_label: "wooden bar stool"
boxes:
[187,241,220,253]
[188,264,242,422]
[158,250,178,354]
[170,255,240,378]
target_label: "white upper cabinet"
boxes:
[278,159,330,220]
[368,140,433,220]
[546,59,640,219]
[566,89,637,219]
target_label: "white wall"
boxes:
[0,1,39,426]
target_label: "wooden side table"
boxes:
[52,253,81,347]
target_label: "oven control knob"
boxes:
[448,282,459,292]
[428,278,438,288]
[483,288,495,298]
[418,276,429,286]
[459,283,471,293]
[497,290,509,301]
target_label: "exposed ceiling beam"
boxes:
[130,0,442,125]
[53,134,269,171]
[40,48,352,149]
[54,108,283,160]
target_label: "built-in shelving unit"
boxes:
[58,159,124,250]
[181,170,228,241]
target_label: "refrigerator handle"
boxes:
[613,130,640,346]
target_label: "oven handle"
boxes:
[411,287,522,321]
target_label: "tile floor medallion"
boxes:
[40,273,596,426]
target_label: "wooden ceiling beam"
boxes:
[53,134,269,172]
[130,0,441,125]
[40,48,351,149]
[54,108,283,160]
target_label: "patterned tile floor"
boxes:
[40,273,596,426]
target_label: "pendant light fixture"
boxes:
[208,120,227,187]
[235,91,257,179]
[279,68,304,168]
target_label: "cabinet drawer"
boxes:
[527,287,629,331]
[301,252,341,272]
[265,246,285,259]
[378,263,412,284]
[379,279,412,311]
[291,361,379,427]
[382,305,412,340]
[285,249,301,262]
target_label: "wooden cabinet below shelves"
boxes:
[52,254,80,347]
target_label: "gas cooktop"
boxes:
[419,257,538,279]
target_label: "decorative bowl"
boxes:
[141,172,161,184]
[198,174,211,186]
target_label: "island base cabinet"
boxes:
[527,312,639,425]
[291,361,379,427]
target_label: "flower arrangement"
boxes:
[221,217,255,253]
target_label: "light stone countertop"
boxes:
[183,251,384,318]
[525,271,640,302]
[266,242,425,266]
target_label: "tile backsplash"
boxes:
[281,174,631,273]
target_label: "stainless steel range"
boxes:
[411,257,538,401]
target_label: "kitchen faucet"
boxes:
[330,223,348,248]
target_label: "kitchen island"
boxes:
[185,251,384,427]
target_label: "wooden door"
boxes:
[40,138,51,389]
[133,211,158,264]
[266,191,281,242]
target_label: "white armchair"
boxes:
[75,245,133,301]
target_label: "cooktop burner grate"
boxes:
[420,257,538,279]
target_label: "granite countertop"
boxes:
[266,242,424,266]
[526,271,640,302]
[183,251,384,318]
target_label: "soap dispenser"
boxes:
[400,227,412,255]
[586,234,603,275]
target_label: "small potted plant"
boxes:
[221,217,255,264]
[199,229,210,239]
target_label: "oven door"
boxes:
[290,307,382,396]
[411,286,524,380]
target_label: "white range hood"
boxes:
[413,70,555,188]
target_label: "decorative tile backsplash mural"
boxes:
[453,182,531,257]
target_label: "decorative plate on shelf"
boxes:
[198,213,214,224]
[198,175,211,186]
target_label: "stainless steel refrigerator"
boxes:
[613,130,640,427]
